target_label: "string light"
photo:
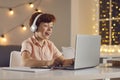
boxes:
[29,2,34,8]
[1,34,4,38]
[9,8,14,15]
[101,45,120,53]
[21,24,27,31]
[92,0,99,35]
[99,0,120,54]
[0,34,7,42]
[35,8,42,12]
[0,0,42,44]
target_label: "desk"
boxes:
[101,53,120,58]
[100,53,120,63]
[0,66,120,80]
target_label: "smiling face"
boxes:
[35,22,54,40]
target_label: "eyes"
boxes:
[43,23,54,30]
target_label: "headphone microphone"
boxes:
[30,14,42,32]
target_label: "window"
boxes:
[99,0,120,45]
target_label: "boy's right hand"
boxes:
[47,59,55,67]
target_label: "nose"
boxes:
[47,28,51,32]
[48,26,53,31]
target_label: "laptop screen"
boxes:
[74,35,101,69]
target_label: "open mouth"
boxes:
[45,32,51,36]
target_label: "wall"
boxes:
[71,0,99,48]
[42,0,71,50]
[0,0,71,50]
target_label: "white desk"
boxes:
[101,53,120,58]
[0,66,120,80]
[100,53,120,63]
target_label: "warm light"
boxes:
[92,17,95,21]
[105,18,109,20]
[116,6,118,9]
[119,13,120,16]
[21,25,27,31]
[105,36,108,38]
[0,35,7,42]
[107,2,109,4]
[93,26,96,29]
[29,2,34,8]
[106,32,109,34]
[2,37,7,42]
[100,45,120,53]
[9,8,14,15]
[118,32,120,34]
[102,28,105,31]
[104,49,108,52]
[95,30,98,33]
[99,1,102,4]
[35,9,42,12]
[109,13,111,15]
[113,23,116,26]
[0,0,42,45]
[22,26,27,31]
[118,49,120,53]
[100,0,120,51]
[103,15,106,17]
[112,17,115,19]
[112,36,115,38]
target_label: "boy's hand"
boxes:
[47,59,55,66]
[63,59,74,67]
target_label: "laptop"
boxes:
[53,34,101,70]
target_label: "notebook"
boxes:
[54,34,101,70]
[2,67,50,73]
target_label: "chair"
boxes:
[9,51,22,67]
[61,47,75,59]
[0,45,21,67]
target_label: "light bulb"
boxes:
[35,9,42,12]
[118,49,120,53]
[29,2,34,8]
[2,37,7,42]
[9,8,14,15]
[1,34,7,42]
[21,25,27,31]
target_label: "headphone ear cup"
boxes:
[30,25,37,32]
[30,14,42,32]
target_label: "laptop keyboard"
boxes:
[53,65,74,69]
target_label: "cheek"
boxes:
[38,28,45,33]
[37,27,48,34]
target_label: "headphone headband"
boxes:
[30,14,42,32]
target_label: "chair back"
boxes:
[62,47,75,59]
[10,51,22,67]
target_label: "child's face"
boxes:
[36,22,54,40]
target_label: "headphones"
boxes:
[30,14,42,32]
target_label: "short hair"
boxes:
[29,12,56,28]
